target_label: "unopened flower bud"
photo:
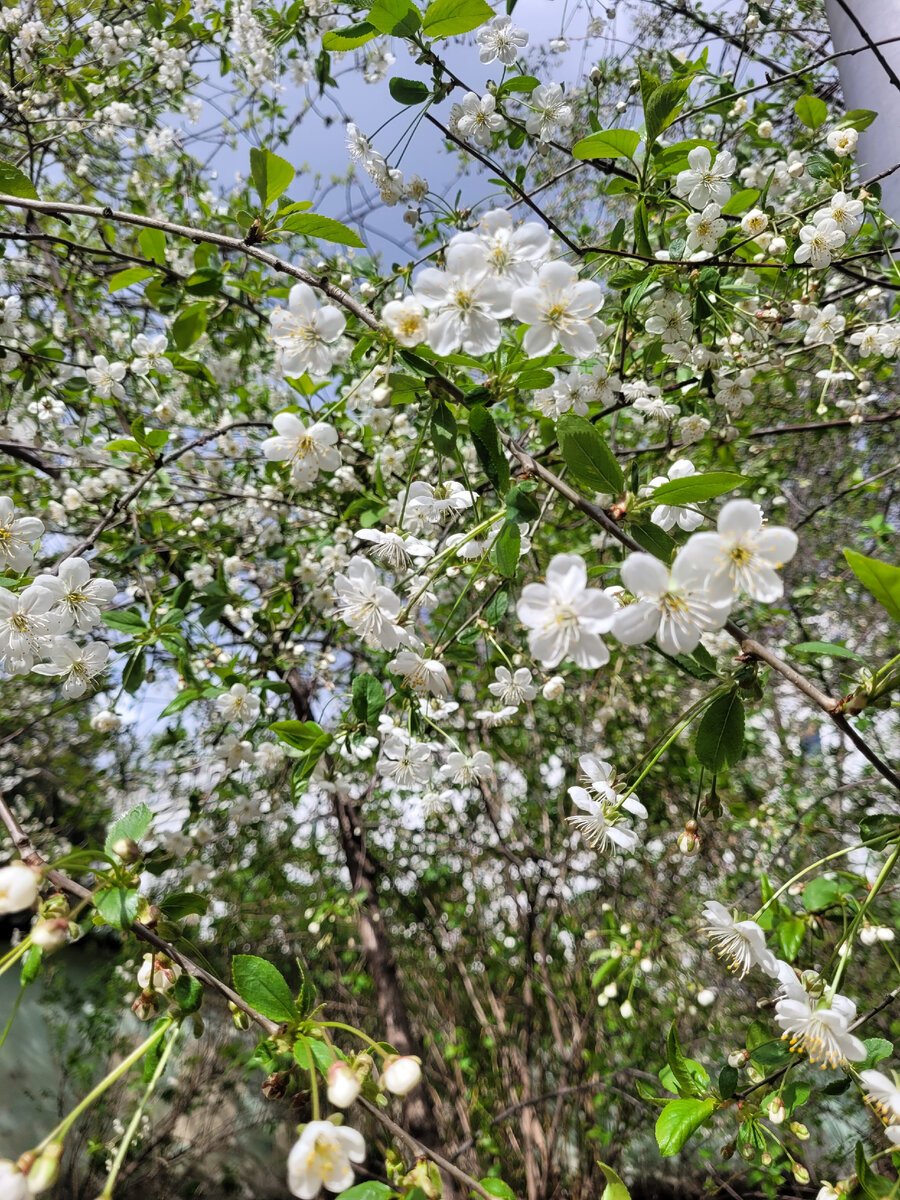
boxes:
[761,1151,773,1165]
[728,1049,749,1069]
[23,1142,63,1194]
[792,1162,810,1184]
[381,1055,422,1097]
[790,1121,809,1140]
[758,119,773,138]
[31,918,68,954]
[677,829,701,856]
[327,1061,362,1109]
[747,1066,764,1084]
[0,862,41,914]
[720,1142,736,1160]
[767,1097,785,1124]
[112,837,141,863]
[542,675,564,701]
[740,1143,755,1161]
[229,1002,251,1031]
[697,988,717,1007]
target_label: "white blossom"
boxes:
[794,218,845,269]
[680,499,798,603]
[0,497,44,573]
[475,14,528,64]
[675,146,737,209]
[456,92,506,147]
[215,682,261,723]
[33,557,116,630]
[511,262,605,358]
[262,413,341,489]
[614,551,732,655]
[517,553,616,669]
[700,901,779,978]
[33,638,109,697]
[287,1122,366,1199]
[0,862,40,914]
[269,284,347,376]
[413,243,513,356]
[334,557,408,650]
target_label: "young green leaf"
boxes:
[649,472,746,505]
[597,1163,631,1200]
[249,147,296,210]
[94,887,140,930]
[493,522,520,579]
[0,159,40,199]
[794,94,827,130]
[469,405,510,494]
[843,548,900,622]
[557,414,624,495]
[231,954,298,1022]
[279,212,365,247]
[655,1097,718,1157]
[571,129,640,160]
[422,0,494,39]
[105,802,154,856]
[694,689,745,772]
[269,720,326,751]
[321,23,377,51]
[389,77,430,105]
[351,674,386,726]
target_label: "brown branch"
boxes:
[357,1097,494,1200]
[0,195,381,332]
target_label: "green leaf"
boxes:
[270,720,325,751]
[0,159,40,199]
[628,517,676,564]
[695,689,745,772]
[840,108,878,131]
[122,649,146,695]
[794,94,827,130]
[650,138,715,176]
[279,212,365,248]
[351,674,386,726]
[94,887,140,930]
[104,439,142,454]
[790,640,865,661]
[801,876,844,912]
[655,1097,717,1157]
[776,916,805,961]
[571,128,640,160]
[844,548,900,622]
[173,974,204,1013]
[321,22,377,51]
[720,188,759,216]
[422,0,494,39]
[431,400,458,457]
[102,608,147,631]
[231,954,298,1022]
[863,1038,894,1070]
[497,75,539,95]
[367,0,420,32]
[249,147,295,210]
[334,1184,397,1200]
[172,303,207,351]
[493,522,520,579]
[666,1022,710,1098]
[479,1182,515,1200]
[649,472,746,506]
[138,227,167,265]
[718,1065,738,1100]
[860,814,900,850]
[505,482,540,525]
[557,414,624,495]
[469,405,510,494]
[105,802,153,856]
[389,77,430,105]
[597,1163,631,1200]
[108,267,155,293]
[159,891,209,920]
[855,1140,894,1199]
[644,79,691,145]
[484,588,509,625]
[21,945,42,986]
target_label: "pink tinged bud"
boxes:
[31,918,68,953]
[0,862,40,915]
[131,991,158,1021]
[677,831,701,856]
[728,1049,750,1069]
[767,1097,785,1124]
[381,1055,422,1097]
[327,1062,362,1109]
[792,1162,810,1185]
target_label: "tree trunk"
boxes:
[286,671,445,1157]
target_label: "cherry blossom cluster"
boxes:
[0,498,115,695]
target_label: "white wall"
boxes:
[824,0,900,219]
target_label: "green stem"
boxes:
[318,1021,387,1056]
[830,842,900,996]
[98,1020,183,1199]
[755,840,876,918]
[35,1018,173,1152]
